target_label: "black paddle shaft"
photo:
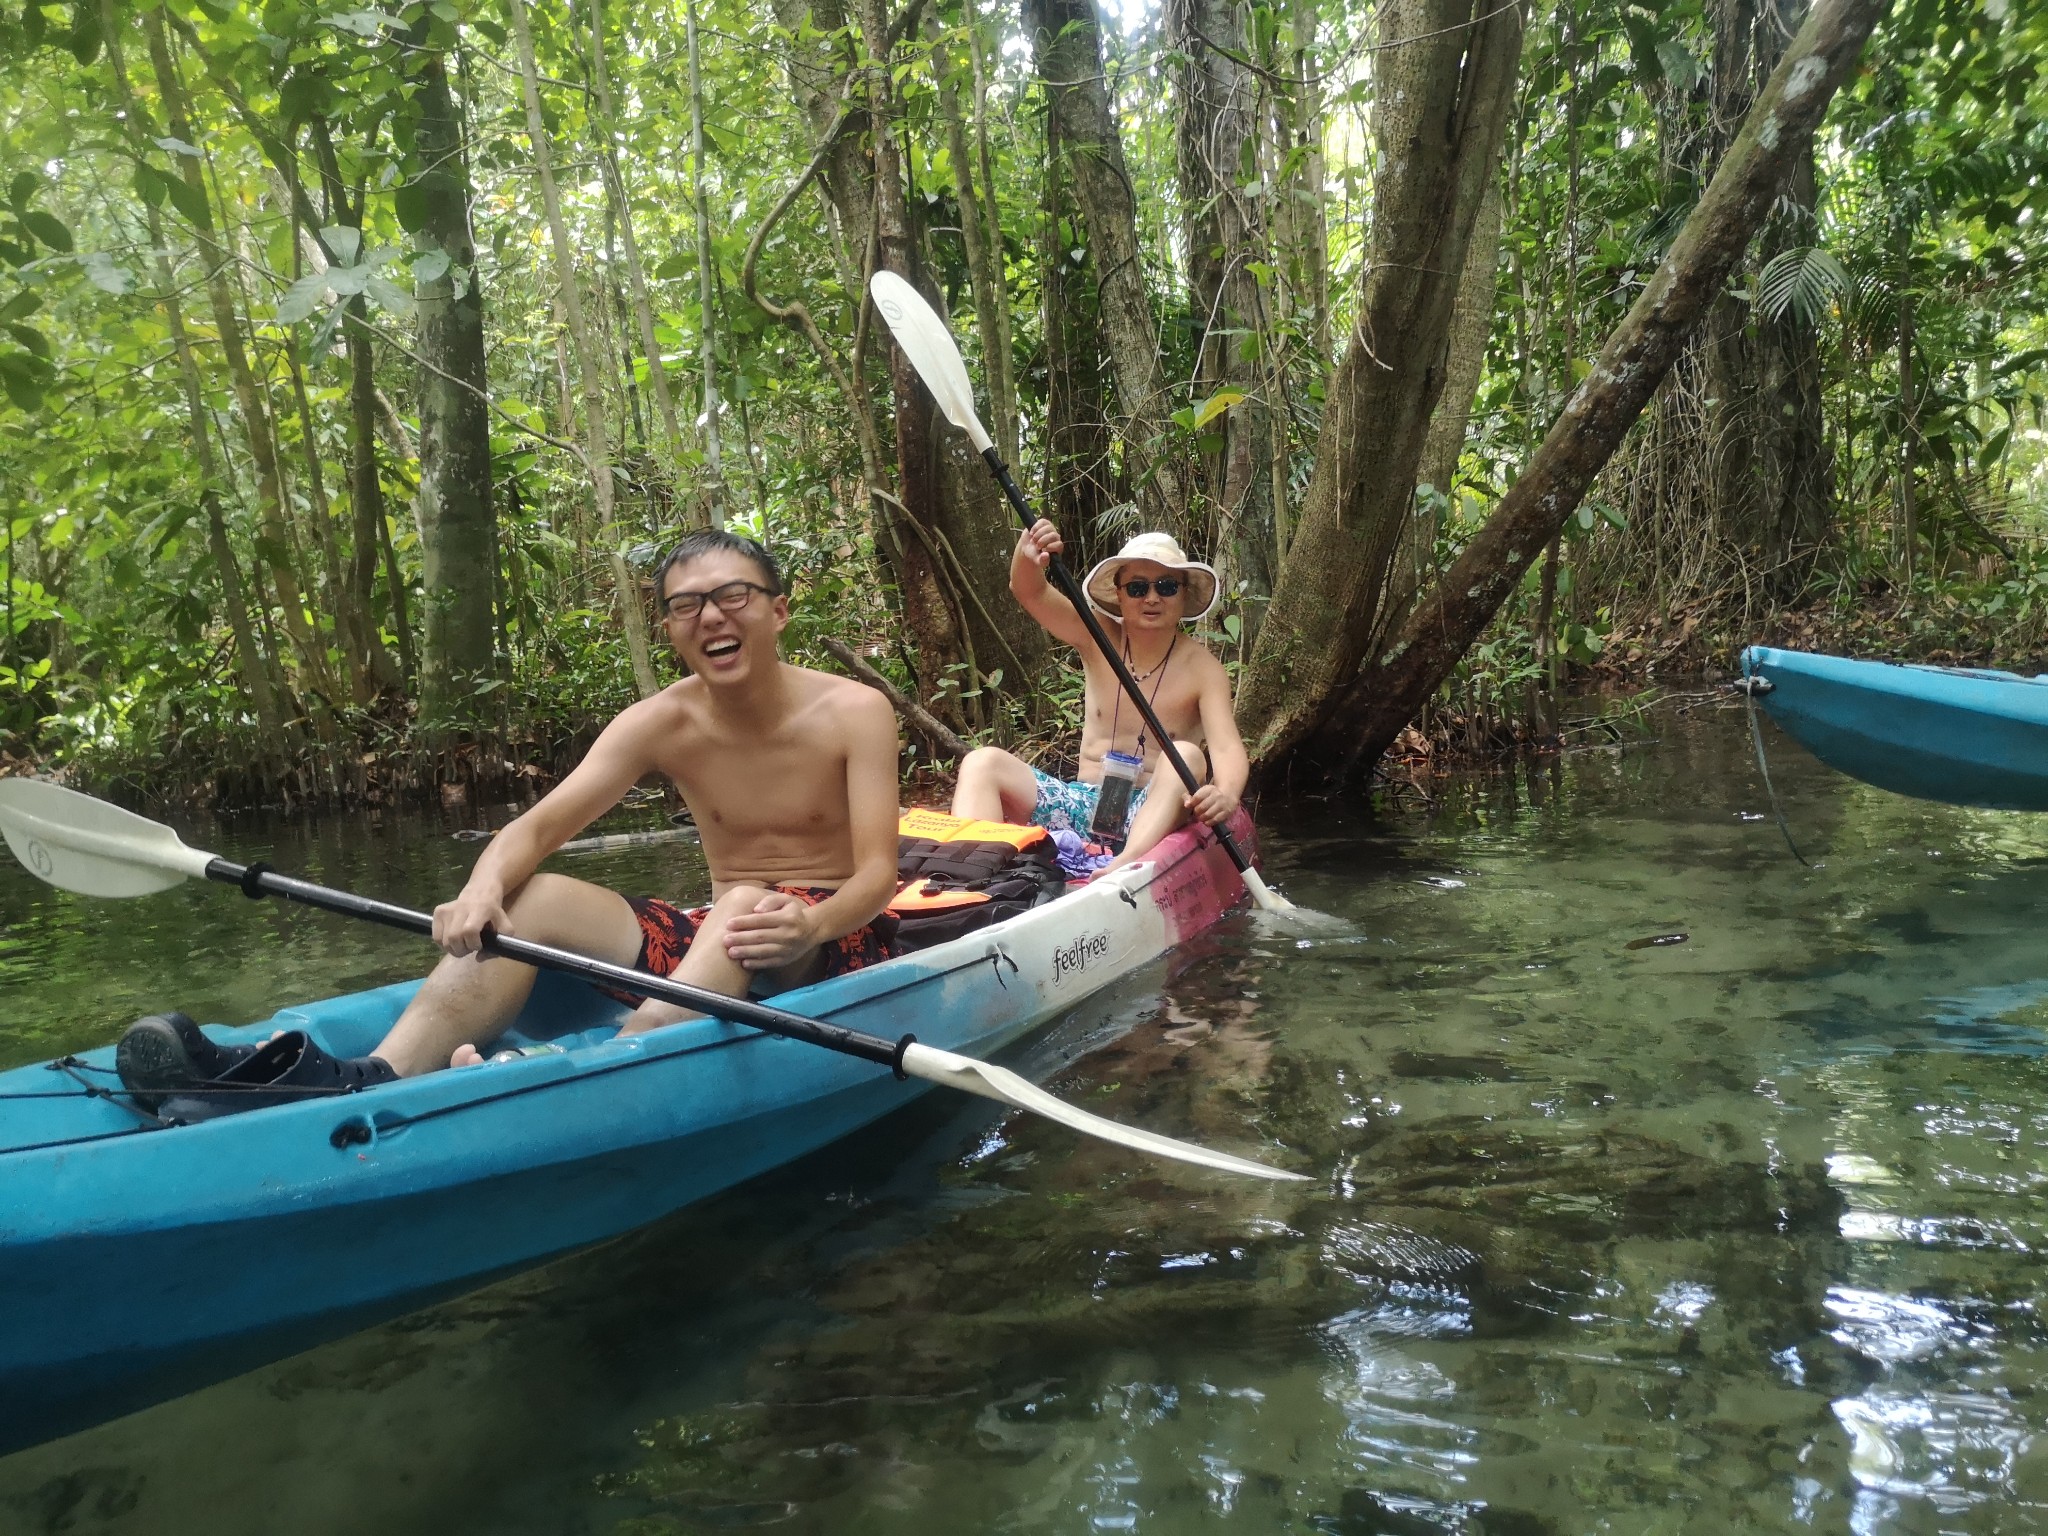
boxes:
[202,859,914,1072]
[980,447,1254,876]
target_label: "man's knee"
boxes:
[960,745,1017,780]
[700,883,773,922]
[1170,741,1209,783]
[500,873,639,958]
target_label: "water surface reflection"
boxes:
[6,707,2048,1531]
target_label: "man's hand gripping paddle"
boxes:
[867,270,1305,917]
[0,779,1308,1182]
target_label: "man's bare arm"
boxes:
[1010,519,1099,652]
[1188,654,1249,825]
[804,688,904,942]
[435,700,661,951]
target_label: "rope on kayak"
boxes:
[1740,681,1812,868]
[1,1124,161,1156]
[52,1057,171,1127]
[0,942,1012,1155]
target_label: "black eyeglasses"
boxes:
[661,580,777,621]
[1121,577,1182,600]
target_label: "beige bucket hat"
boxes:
[1083,532,1220,622]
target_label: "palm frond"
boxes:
[1755,246,1851,328]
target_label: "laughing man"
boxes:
[950,519,1249,871]
[117,530,904,1116]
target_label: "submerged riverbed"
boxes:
[4,699,2048,1533]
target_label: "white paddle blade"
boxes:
[868,271,994,455]
[901,1042,1311,1182]
[1240,866,1297,914]
[0,779,216,897]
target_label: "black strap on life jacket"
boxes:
[890,828,1066,950]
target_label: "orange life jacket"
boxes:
[890,810,1066,947]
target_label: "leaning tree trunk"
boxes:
[404,34,500,727]
[1029,0,1192,534]
[1309,0,1887,780]
[1233,0,1526,764]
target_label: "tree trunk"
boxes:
[964,0,1019,469]
[103,2,287,754]
[1040,111,1117,565]
[1029,0,1191,532]
[1898,275,1917,585]
[281,330,365,705]
[1172,0,1276,605]
[685,0,728,526]
[1703,0,1831,580]
[587,0,693,499]
[1310,0,1887,780]
[143,10,327,710]
[506,0,658,700]
[1384,174,1506,648]
[345,309,407,697]
[404,35,500,725]
[928,9,1019,470]
[1272,0,1331,364]
[1233,0,1526,764]
[858,0,977,718]
[303,116,406,701]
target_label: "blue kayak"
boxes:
[0,813,1258,1457]
[1742,646,2048,810]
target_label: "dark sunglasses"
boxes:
[1121,577,1182,600]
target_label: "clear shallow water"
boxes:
[6,704,2048,1533]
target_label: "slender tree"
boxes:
[402,24,500,726]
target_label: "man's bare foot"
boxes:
[450,1043,486,1068]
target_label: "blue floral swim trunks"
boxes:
[1028,766,1148,838]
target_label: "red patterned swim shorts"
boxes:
[601,884,902,1006]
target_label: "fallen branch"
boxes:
[821,636,971,761]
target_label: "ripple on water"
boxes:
[14,719,2048,1532]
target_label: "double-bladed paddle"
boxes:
[867,270,1295,916]
[0,779,1307,1182]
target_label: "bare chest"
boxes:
[655,727,850,863]
[1080,656,1204,751]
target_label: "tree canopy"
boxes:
[0,0,2036,803]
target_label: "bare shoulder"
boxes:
[789,664,896,730]
[609,677,701,738]
[1178,635,1234,687]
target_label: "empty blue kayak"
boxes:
[0,814,1259,1457]
[1741,646,2048,810]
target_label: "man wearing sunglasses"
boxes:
[950,521,1249,873]
[117,529,904,1114]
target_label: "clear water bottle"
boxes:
[1090,750,1143,846]
[487,1043,570,1064]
